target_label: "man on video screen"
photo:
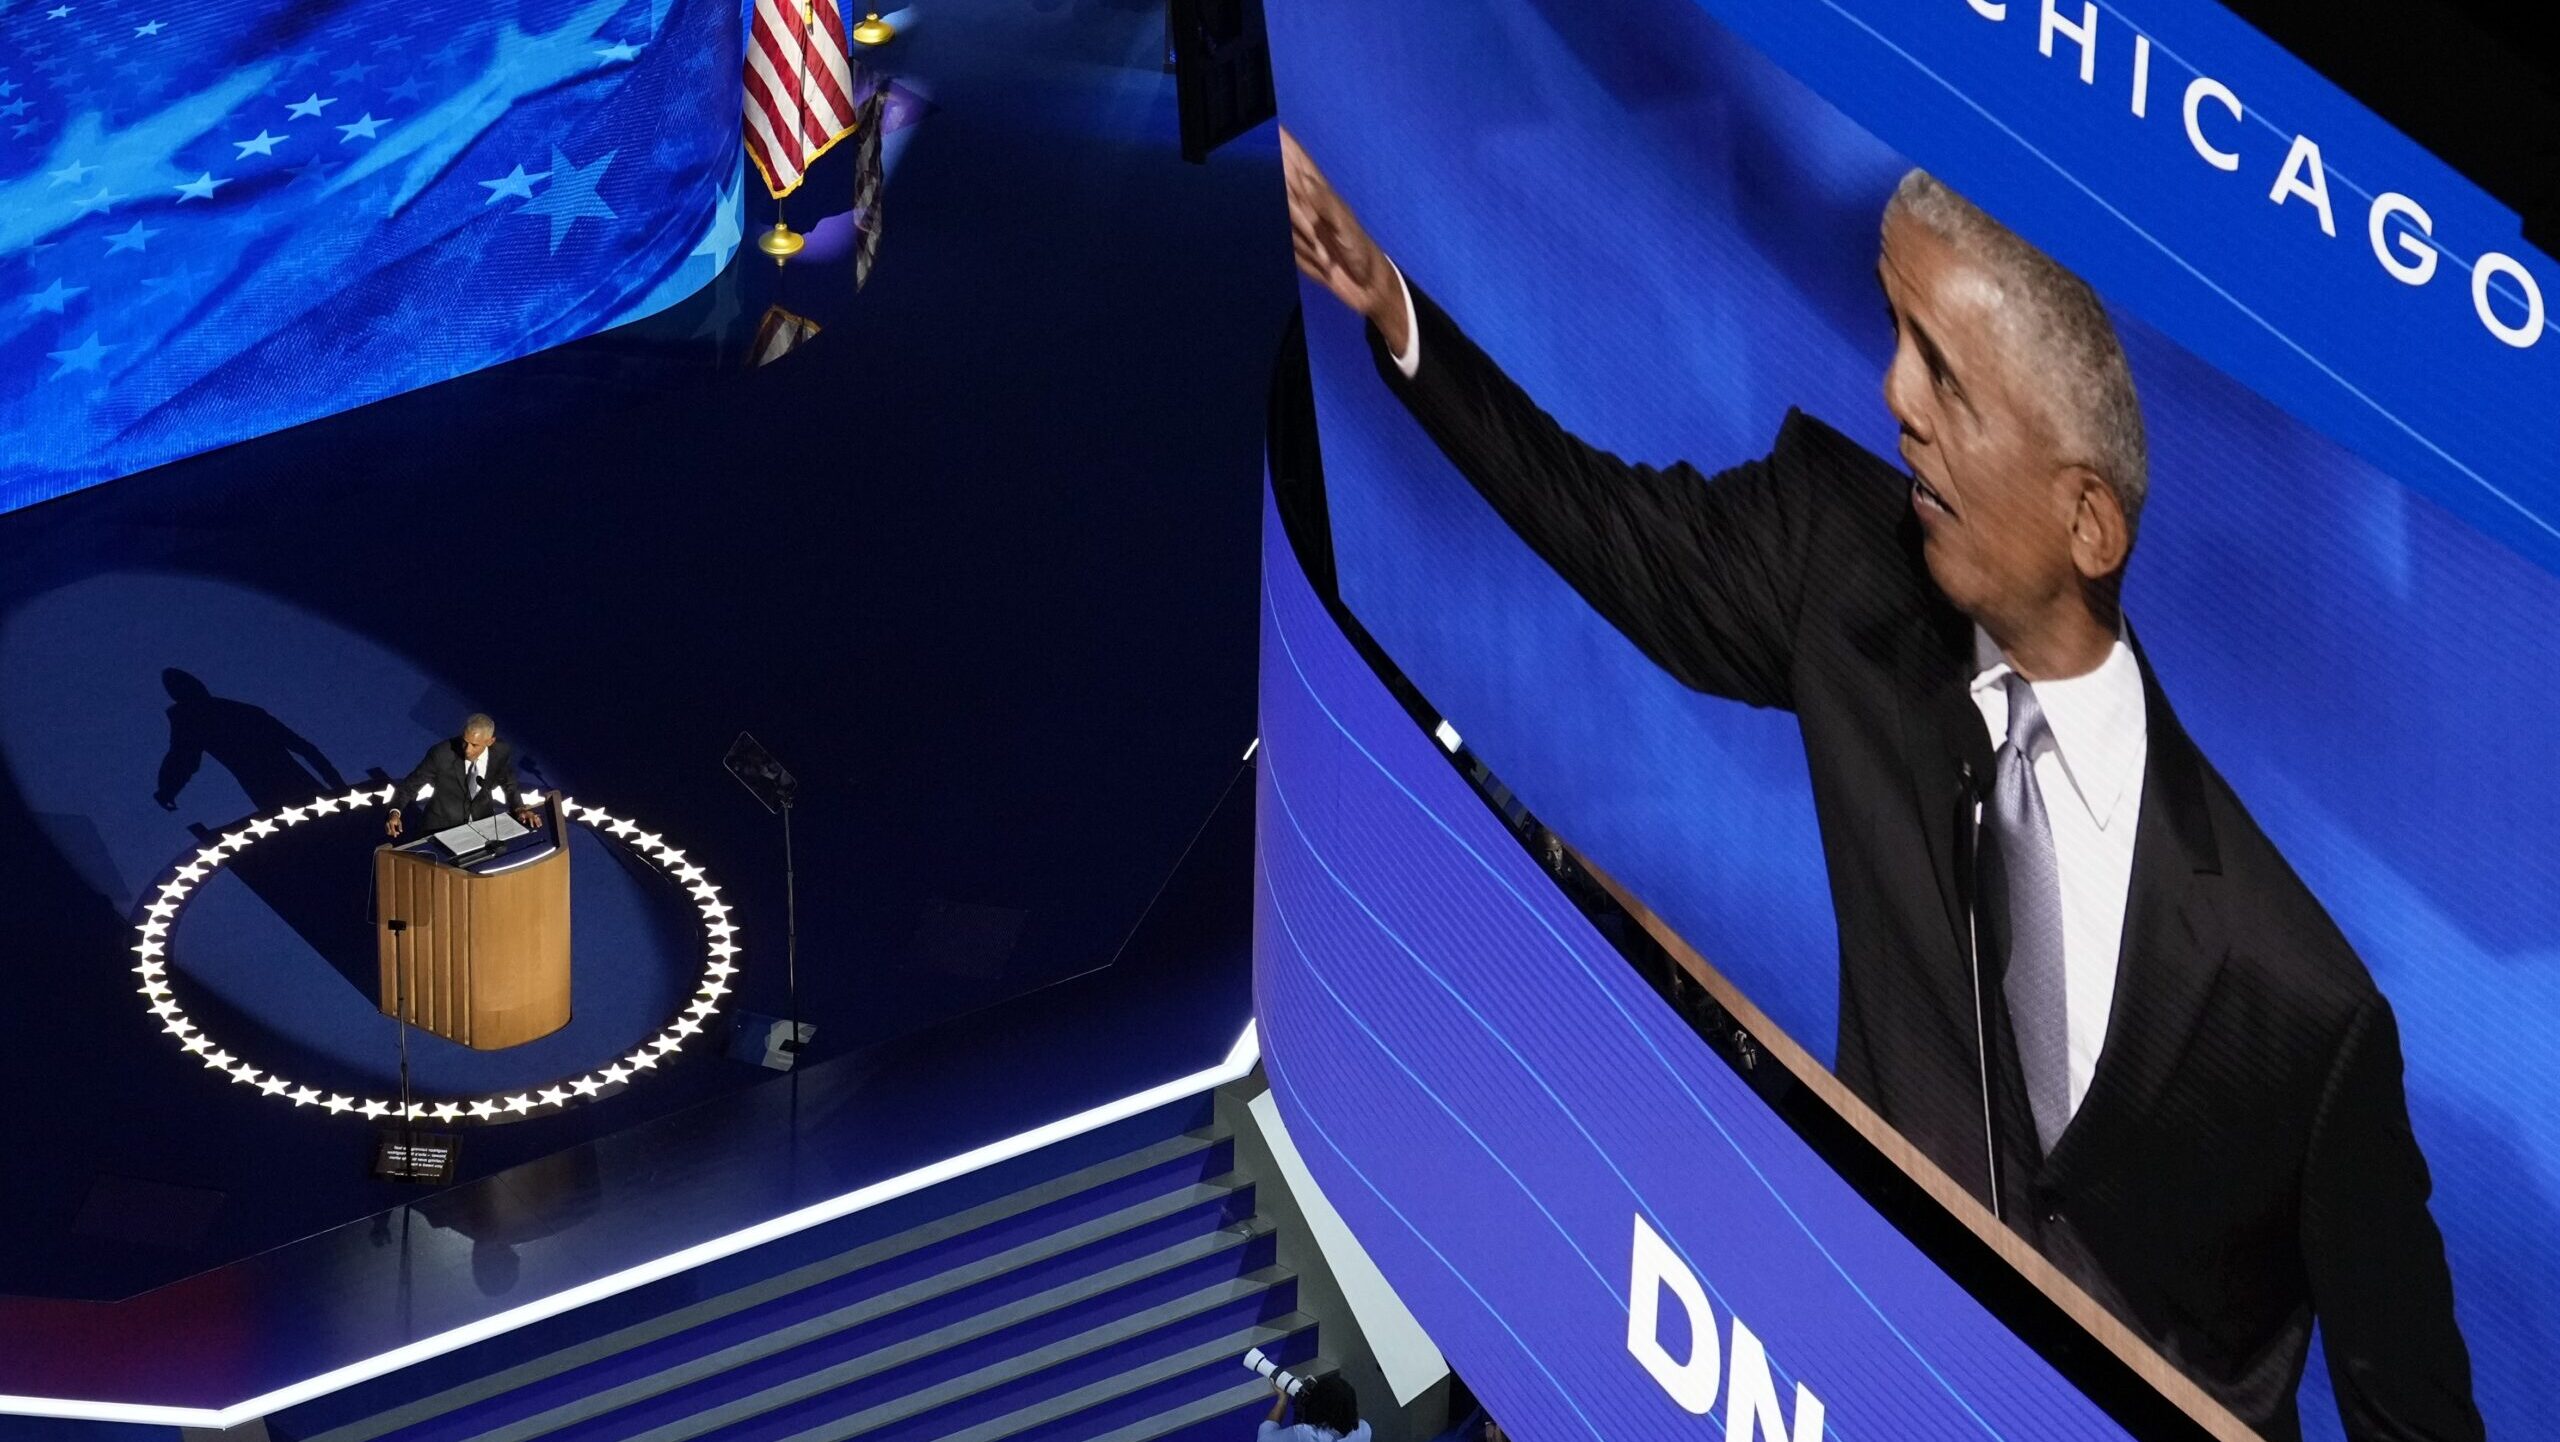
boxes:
[1281,129,2478,1441]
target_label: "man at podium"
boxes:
[384,713,541,839]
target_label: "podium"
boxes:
[375,799,572,1050]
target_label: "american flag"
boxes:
[743,0,854,199]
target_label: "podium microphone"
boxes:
[1957,753,2001,1221]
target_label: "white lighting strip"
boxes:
[128,786,737,1126]
[0,1020,1262,1427]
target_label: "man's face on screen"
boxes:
[462,728,493,762]
[1878,210,2085,632]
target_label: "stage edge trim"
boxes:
[0,1021,1262,1427]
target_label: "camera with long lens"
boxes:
[1243,1346,1305,1397]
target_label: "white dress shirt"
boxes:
[1381,260,2146,1120]
[411,749,504,806]
[1969,628,2147,1120]
[1387,264,1423,378]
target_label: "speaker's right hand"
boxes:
[1281,126,1410,357]
[385,811,403,839]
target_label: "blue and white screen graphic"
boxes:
[1256,493,2132,1441]
[1265,0,2559,1438]
[0,0,745,509]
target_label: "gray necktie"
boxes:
[1992,673,2071,1155]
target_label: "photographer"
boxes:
[1260,1373,1368,1442]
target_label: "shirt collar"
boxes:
[1970,624,2147,831]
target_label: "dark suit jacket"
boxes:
[1372,283,2479,1441]
[390,737,525,831]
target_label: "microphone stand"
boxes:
[1957,758,2002,1222]
[780,790,803,1064]
[389,917,416,1170]
[370,776,464,1183]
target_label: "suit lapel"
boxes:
[2044,643,2226,1186]
[1893,607,1991,970]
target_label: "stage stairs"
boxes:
[268,1112,1319,1442]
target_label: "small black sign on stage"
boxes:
[723,731,798,814]
[372,1129,459,1185]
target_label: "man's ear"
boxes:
[2067,467,2131,582]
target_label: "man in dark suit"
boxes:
[385,713,540,839]
[1280,130,2478,1441]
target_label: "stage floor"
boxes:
[0,0,1288,1307]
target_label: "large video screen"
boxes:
[1266,0,2557,1438]
[0,0,744,511]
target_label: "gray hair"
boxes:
[463,713,496,738]
[1885,170,2149,543]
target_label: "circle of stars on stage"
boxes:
[130,785,740,1124]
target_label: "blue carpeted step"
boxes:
[369,1180,1257,1442]
[533,1234,1289,1442]
[1079,1375,1311,1442]
[750,1274,1306,1442]
[961,1337,1321,1442]
[291,1127,1236,1442]
[1104,1384,1294,1442]
[279,1107,1224,1442]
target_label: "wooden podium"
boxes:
[375,798,572,1050]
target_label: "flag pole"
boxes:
[759,196,803,260]
[757,0,819,262]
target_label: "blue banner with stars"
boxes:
[0,0,745,510]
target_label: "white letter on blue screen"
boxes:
[2184,77,2244,171]
[1725,1316,1826,1442]
[1628,1214,1721,1415]
[1966,0,2007,19]
[2472,253,2546,349]
[2040,0,2098,84]
[2367,193,2438,285]
[2130,32,2153,117]
[2268,134,2338,237]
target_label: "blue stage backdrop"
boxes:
[0,0,744,509]
[1268,0,2560,1438]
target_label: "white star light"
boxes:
[336,112,387,142]
[172,171,226,200]
[595,41,640,62]
[139,785,732,1127]
[68,185,120,216]
[284,93,336,120]
[45,158,96,186]
[134,20,165,37]
[233,128,285,157]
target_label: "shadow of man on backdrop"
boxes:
[151,668,380,998]
[154,668,348,812]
